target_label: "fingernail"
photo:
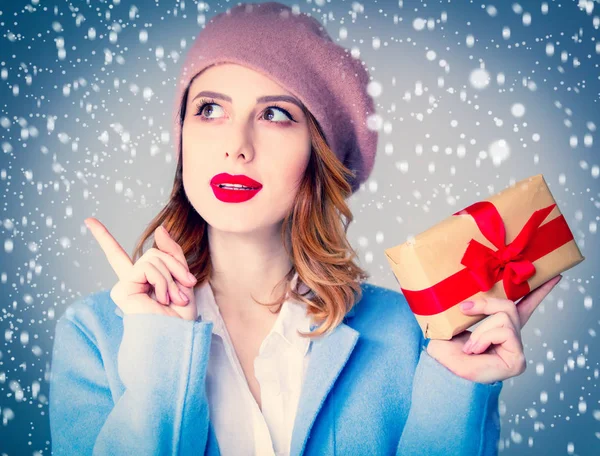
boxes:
[187,272,197,283]
[161,226,170,236]
[463,340,472,353]
[179,290,189,303]
[460,301,474,310]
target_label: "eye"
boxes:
[262,105,294,123]
[193,97,295,123]
[194,99,225,120]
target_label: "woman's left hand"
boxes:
[426,274,563,384]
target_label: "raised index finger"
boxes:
[155,225,189,272]
[85,217,134,280]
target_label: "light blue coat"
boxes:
[49,283,503,455]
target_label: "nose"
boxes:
[226,121,255,162]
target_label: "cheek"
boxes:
[269,148,310,193]
[181,131,212,196]
[181,127,213,169]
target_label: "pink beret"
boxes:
[173,1,378,194]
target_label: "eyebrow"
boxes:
[191,90,305,111]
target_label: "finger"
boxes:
[145,256,190,306]
[154,226,194,281]
[138,261,169,305]
[85,217,133,280]
[516,274,562,327]
[468,326,523,359]
[459,296,520,331]
[148,290,182,318]
[146,248,197,288]
[463,311,517,353]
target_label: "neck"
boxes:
[207,222,294,317]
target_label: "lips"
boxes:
[210,173,262,189]
[210,172,263,203]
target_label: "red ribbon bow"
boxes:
[455,201,556,301]
[400,201,573,316]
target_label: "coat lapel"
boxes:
[289,320,360,456]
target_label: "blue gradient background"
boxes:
[0,0,598,454]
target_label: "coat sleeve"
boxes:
[49,304,217,456]
[395,334,504,456]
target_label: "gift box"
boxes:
[384,174,585,340]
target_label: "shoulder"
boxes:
[345,281,424,348]
[349,281,415,325]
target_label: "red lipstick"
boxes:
[210,173,263,203]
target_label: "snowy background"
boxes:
[0,0,599,454]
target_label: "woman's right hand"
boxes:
[84,217,199,321]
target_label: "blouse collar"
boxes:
[195,270,313,357]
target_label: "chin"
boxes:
[200,205,258,230]
[208,211,287,236]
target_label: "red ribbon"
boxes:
[401,201,574,316]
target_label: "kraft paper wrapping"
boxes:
[384,174,585,340]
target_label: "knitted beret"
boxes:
[173,1,378,194]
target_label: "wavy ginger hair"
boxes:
[131,75,370,339]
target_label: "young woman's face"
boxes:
[182,63,311,234]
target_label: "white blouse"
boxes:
[194,271,314,456]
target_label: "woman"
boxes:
[48,2,561,455]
